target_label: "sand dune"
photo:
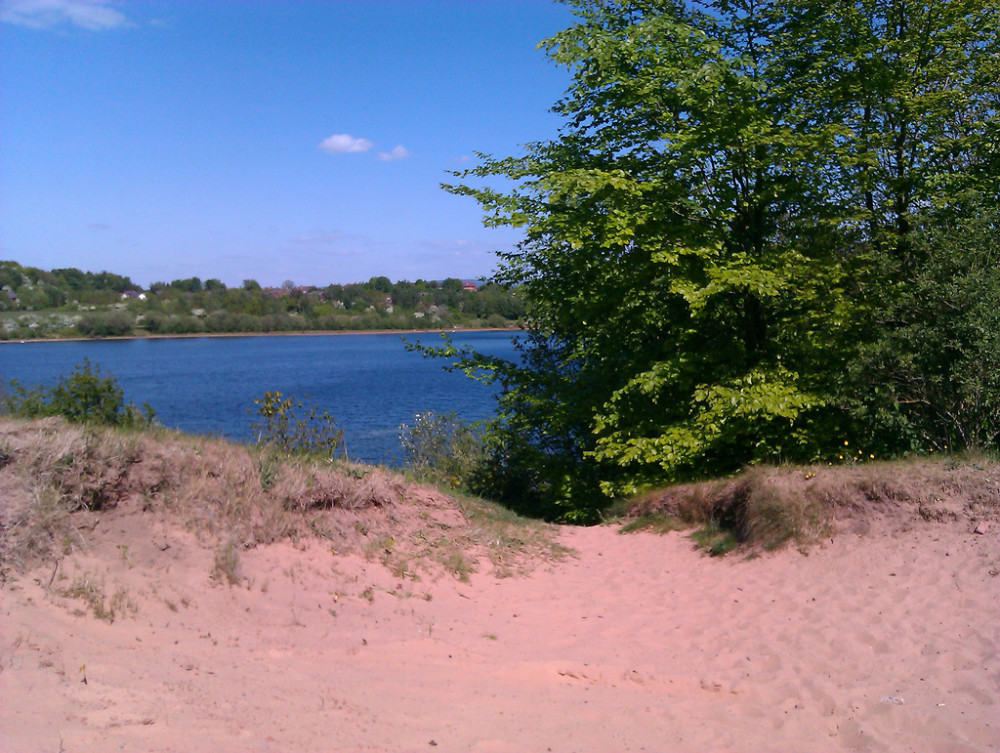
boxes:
[2,506,997,752]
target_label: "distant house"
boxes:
[462,281,478,291]
[121,290,147,301]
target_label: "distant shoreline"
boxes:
[0,326,522,345]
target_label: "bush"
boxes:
[3,358,155,427]
[250,390,343,456]
[399,411,487,490]
[76,311,134,337]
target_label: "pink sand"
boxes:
[2,517,997,752]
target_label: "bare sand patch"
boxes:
[3,518,997,751]
[1,419,997,752]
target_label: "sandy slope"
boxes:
[1,512,997,753]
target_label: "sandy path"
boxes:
[2,518,997,752]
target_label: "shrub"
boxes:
[3,358,155,427]
[250,390,343,457]
[76,310,134,337]
[399,411,487,490]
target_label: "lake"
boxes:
[0,331,517,465]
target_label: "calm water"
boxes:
[0,331,516,465]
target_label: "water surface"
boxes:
[0,331,516,465]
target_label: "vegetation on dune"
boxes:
[0,369,567,584]
[419,0,1000,522]
[618,455,1000,554]
[0,263,525,340]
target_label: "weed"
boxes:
[211,538,243,586]
[689,523,739,557]
[250,390,343,457]
[109,585,137,617]
[257,454,279,491]
[389,558,414,580]
[443,550,474,582]
[58,573,116,622]
[618,514,687,535]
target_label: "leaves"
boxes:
[438,0,999,518]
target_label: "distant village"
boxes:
[0,261,524,340]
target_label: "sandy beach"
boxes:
[2,503,997,753]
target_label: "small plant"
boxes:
[58,573,117,622]
[211,538,243,586]
[250,390,343,457]
[256,453,279,491]
[443,549,474,582]
[689,522,739,557]
[618,513,686,535]
[109,585,138,618]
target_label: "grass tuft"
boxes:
[620,455,1000,555]
[211,538,243,586]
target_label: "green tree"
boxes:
[442,0,999,519]
[849,203,1000,453]
[170,277,203,293]
[204,278,227,292]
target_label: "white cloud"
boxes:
[377,145,411,162]
[0,0,128,30]
[318,133,373,154]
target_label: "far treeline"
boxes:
[0,265,525,339]
[419,0,1000,521]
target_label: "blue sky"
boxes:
[0,0,574,287]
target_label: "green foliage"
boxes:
[398,411,487,490]
[689,523,740,558]
[3,359,155,427]
[848,204,1000,453]
[76,310,134,337]
[0,259,523,339]
[250,390,343,456]
[439,0,999,520]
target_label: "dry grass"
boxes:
[619,457,1000,554]
[0,416,565,582]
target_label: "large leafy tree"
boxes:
[447,0,999,519]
